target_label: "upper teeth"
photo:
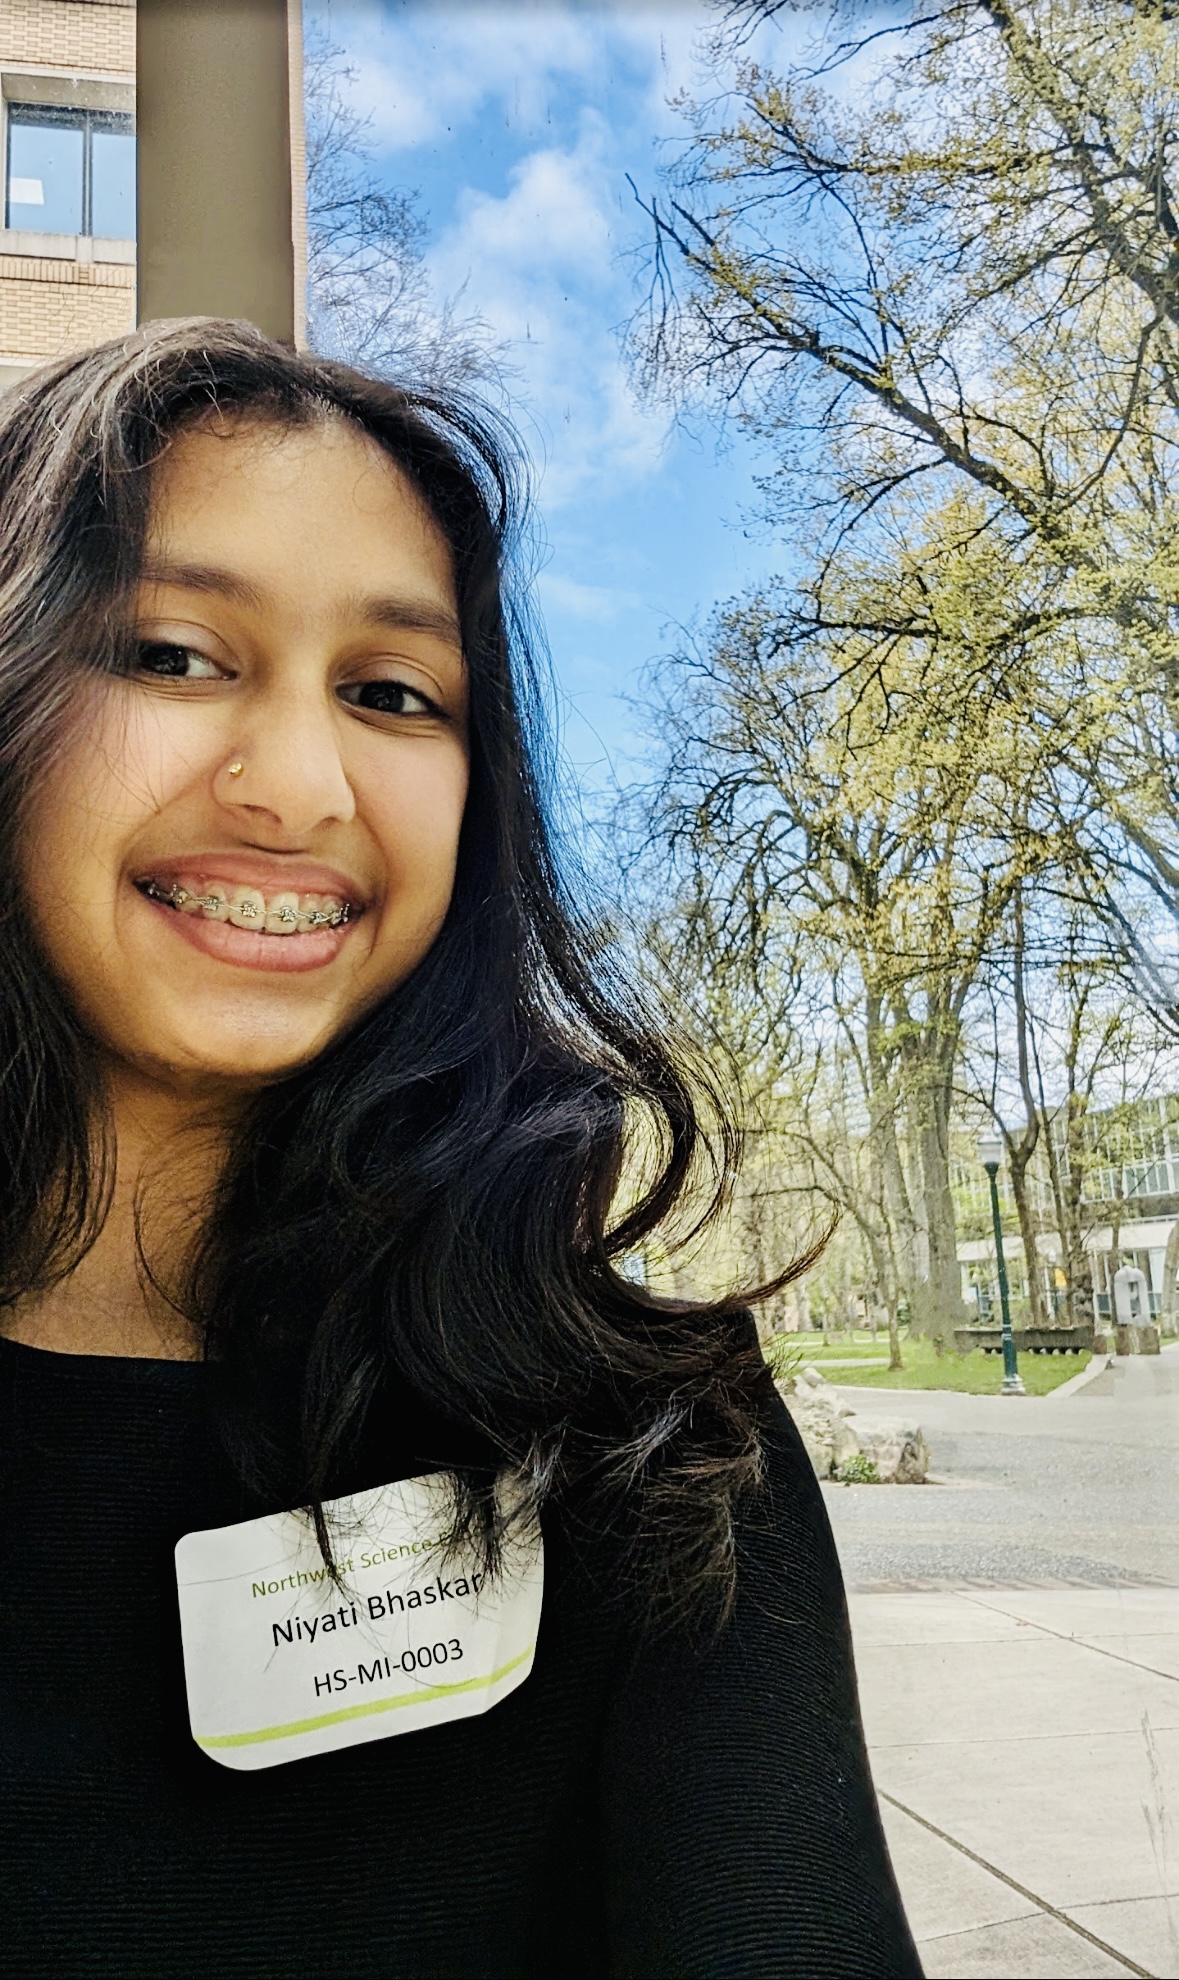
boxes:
[143,880,351,932]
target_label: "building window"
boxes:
[6,105,134,239]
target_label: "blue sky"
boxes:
[306,1,802,793]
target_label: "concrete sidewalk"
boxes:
[848,1587,1179,1978]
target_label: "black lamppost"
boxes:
[977,1129,1026,1396]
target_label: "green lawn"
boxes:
[769,1334,1091,1396]
[773,1333,893,1361]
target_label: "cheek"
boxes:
[92,688,219,819]
[364,745,469,912]
[21,689,217,944]
[29,689,207,865]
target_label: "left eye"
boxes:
[135,641,225,680]
[339,681,436,718]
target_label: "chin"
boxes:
[133,1020,350,1091]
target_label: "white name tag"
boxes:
[175,1473,543,1772]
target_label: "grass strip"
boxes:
[769,1336,1091,1396]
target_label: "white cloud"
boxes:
[537,570,644,625]
[306,3,729,505]
[311,1,712,152]
[313,2,609,150]
[425,118,673,506]
[446,135,612,272]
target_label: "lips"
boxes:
[131,856,368,971]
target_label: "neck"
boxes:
[2,1062,246,1360]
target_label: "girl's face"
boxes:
[20,416,470,1092]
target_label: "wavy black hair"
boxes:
[0,319,790,1621]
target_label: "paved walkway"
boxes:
[826,1351,1179,1588]
[828,1349,1179,1976]
[850,1587,1179,1978]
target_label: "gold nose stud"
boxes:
[226,759,245,779]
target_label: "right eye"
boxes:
[134,640,226,681]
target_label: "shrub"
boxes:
[836,1452,880,1485]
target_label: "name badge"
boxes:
[175,1473,543,1772]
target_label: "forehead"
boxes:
[145,415,456,607]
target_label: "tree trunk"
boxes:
[865,989,919,1305]
[1064,1094,1093,1328]
[857,1201,904,1369]
[1041,1111,1086,1325]
[1109,1180,1123,1300]
[1008,1143,1050,1329]
[1161,1219,1179,1333]
[909,1044,966,1339]
[1007,884,1049,1329]
[1036,999,1092,1331]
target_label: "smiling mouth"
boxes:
[137,878,353,935]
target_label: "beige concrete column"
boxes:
[136,0,304,343]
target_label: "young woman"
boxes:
[0,321,919,1979]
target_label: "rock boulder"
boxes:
[777,1363,929,1484]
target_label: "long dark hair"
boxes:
[0,320,789,1621]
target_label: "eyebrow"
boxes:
[354,596,463,645]
[140,558,266,611]
[139,560,463,647]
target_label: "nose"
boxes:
[215,682,355,838]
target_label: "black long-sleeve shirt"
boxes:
[0,1335,920,1978]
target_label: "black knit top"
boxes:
[0,1335,920,1979]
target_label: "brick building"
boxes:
[0,0,134,388]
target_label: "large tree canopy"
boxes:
[626,0,1179,1333]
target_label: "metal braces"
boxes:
[142,880,351,930]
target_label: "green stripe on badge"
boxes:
[196,1644,535,1749]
